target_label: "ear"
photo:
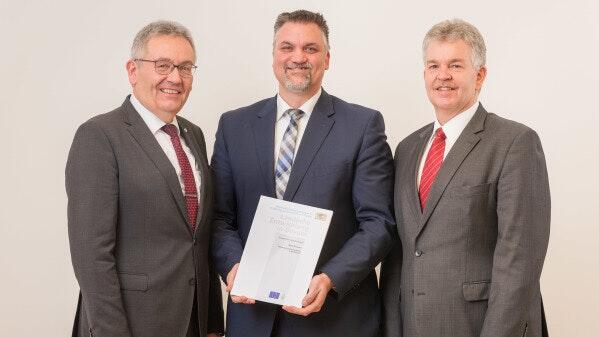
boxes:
[475,65,487,90]
[324,50,330,70]
[126,59,138,86]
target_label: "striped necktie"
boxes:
[275,109,304,199]
[419,127,446,210]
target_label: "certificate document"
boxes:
[231,196,333,307]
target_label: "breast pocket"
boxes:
[448,182,492,197]
[308,162,352,205]
[311,161,352,178]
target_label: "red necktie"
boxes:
[161,124,198,231]
[419,128,446,210]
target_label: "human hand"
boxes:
[282,273,333,316]
[226,263,255,304]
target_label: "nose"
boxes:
[290,49,308,64]
[166,66,183,83]
[437,66,452,80]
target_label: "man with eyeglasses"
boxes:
[66,20,223,337]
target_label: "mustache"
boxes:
[434,82,456,89]
[285,62,312,70]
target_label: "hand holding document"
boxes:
[231,196,333,307]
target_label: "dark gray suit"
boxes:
[381,104,550,337]
[66,97,224,337]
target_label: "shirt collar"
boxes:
[130,94,180,135]
[431,101,479,141]
[276,87,322,121]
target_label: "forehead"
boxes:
[425,39,472,62]
[274,22,326,45]
[144,34,195,61]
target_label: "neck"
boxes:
[435,110,460,126]
[435,100,477,125]
[154,111,176,124]
[279,85,320,109]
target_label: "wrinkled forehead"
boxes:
[143,34,196,62]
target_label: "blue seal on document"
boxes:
[268,291,280,299]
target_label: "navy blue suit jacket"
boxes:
[211,90,395,337]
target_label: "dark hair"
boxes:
[274,10,329,49]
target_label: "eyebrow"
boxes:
[154,57,195,64]
[278,41,320,48]
[426,58,466,64]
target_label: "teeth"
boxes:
[160,89,179,94]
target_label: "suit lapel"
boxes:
[283,90,335,201]
[417,105,487,235]
[178,118,208,233]
[121,98,190,228]
[251,96,277,197]
[407,125,433,221]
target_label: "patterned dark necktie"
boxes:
[162,124,198,230]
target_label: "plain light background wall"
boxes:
[1,0,597,336]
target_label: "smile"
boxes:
[160,88,181,94]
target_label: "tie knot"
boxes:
[435,128,446,140]
[286,109,304,122]
[161,124,179,138]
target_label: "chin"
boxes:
[159,104,183,114]
[284,81,310,93]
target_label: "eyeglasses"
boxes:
[134,59,197,78]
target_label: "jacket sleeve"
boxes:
[207,260,225,334]
[210,115,245,278]
[319,111,396,298]
[66,120,132,337]
[380,228,403,337]
[480,128,551,337]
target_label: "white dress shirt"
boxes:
[130,95,202,200]
[417,102,480,186]
[273,88,322,168]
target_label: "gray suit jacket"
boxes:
[66,97,224,337]
[381,104,550,337]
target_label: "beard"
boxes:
[283,62,312,93]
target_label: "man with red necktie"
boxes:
[66,21,223,337]
[381,19,551,337]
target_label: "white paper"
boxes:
[231,196,333,307]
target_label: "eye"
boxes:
[156,61,172,71]
[305,46,317,53]
[179,64,193,72]
[280,45,293,51]
[427,64,439,69]
[450,64,463,69]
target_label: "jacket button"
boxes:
[414,250,422,257]
[188,277,196,286]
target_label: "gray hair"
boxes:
[422,18,486,69]
[131,20,196,60]
[274,10,330,50]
